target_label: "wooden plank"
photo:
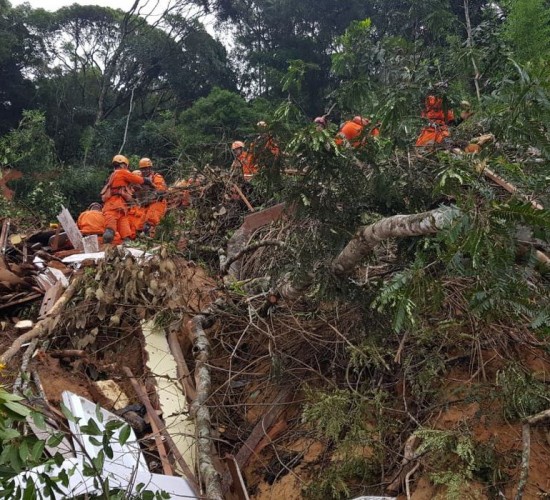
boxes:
[38,281,64,318]
[232,183,255,212]
[56,206,83,251]
[224,454,250,500]
[139,379,174,477]
[51,225,61,251]
[234,389,292,468]
[242,203,286,232]
[167,329,197,402]
[122,366,199,495]
[82,235,99,253]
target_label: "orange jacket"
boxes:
[148,172,167,191]
[108,169,145,194]
[421,96,455,125]
[415,96,455,147]
[335,121,366,148]
[250,135,280,158]
[236,152,258,179]
[77,210,106,235]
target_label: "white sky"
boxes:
[9,0,220,38]
[11,0,156,12]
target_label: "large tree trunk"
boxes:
[331,206,460,277]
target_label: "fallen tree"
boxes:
[331,206,460,278]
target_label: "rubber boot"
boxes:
[103,228,115,244]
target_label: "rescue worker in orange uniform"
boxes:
[231,141,257,181]
[415,95,456,147]
[77,202,122,245]
[137,157,167,237]
[417,96,474,148]
[250,121,280,160]
[335,116,379,148]
[126,170,148,239]
[101,155,152,244]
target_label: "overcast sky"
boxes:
[11,0,149,11]
[9,0,220,37]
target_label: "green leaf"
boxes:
[3,401,30,418]
[0,392,24,403]
[0,427,20,440]
[18,440,29,462]
[22,480,35,500]
[95,403,103,424]
[89,436,102,446]
[118,424,131,446]
[53,452,65,467]
[92,450,105,473]
[30,440,46,462]
[59,402,77,423]
[80,418,102,436]
[47,433,64,448]
[31,411,46,430]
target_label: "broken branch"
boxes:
[221,240,286,276]
[331,206,460,277]
[122,366,199,493]
[1,275,84,365]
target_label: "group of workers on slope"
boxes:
[229,95,469,180]
[75,155,168,246]
[76,93,470,247]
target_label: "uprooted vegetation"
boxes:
[1,127,550,499]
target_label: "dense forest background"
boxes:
[1,1,550,498]
[1,0,548,220]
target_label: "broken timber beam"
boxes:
[167,329,197,402]
[122,367,199,494]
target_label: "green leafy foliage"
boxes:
[502,0,550,65]
[496,364,550,420]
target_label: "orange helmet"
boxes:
[231,141,245,150]
[132,169,142,175]
[139,157,153,168]
[352,116,370,126]
[112,154,129,167]
[256,120,267,128]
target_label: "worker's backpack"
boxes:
[100,173,134,203]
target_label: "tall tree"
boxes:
[193,0,373,115]
[0,1,36,134]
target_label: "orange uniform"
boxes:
[77,209,122,245]
[335,121,365,148]
[144,172,167,229]
[127,205,147,239]
[415,96,455,147]
[235,151,258,181]
[77,210,105,235]
[102,169,145,240]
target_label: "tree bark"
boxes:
[187,315,224,500]
[464,0,482,103]
[331,207,460,277]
